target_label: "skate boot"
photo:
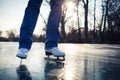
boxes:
[16,48,29,59]
[45,47,65,60]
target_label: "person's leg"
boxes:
[45,0,65,58]
[45,0,64,49]
[19,0,43,50]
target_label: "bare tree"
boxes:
[103,0,109,41]
[40,0,49,31]
[7,30,17,41]
[82,0,89,42]
[74,0,82,42]
[107,0,120,42]
[98,0,105,41]
[93,0,96,40]
[60,2,67,42]
[60,0,72,42]
[40,13,47,27]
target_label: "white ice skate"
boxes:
[16,48,29,59]
[45,47,65,60]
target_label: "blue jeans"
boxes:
[19,0,63,50]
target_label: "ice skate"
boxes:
[45,47,65,60]
[16,48,29,59]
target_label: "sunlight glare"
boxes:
[65,1,76,20]
[67,1,75,10]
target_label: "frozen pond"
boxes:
[0,42,120,80]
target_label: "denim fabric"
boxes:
[19,0,63,50]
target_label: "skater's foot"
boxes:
[16,48,29,59]
[45,47,65,57]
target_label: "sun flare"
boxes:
[67,1,75,10]
[65,1,76,19]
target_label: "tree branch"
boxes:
[40,13,47,27]
[82,0,85,5]
[65,16,72,23]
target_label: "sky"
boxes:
[0,0,102,36]
[0,0,27,30]
[0,0,49,36]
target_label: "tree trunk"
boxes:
[93,0,96,41]
[103,0,108,41]
[99,0,104,41]
[61,19,66,42]
[83,0,89,42]
[77,2,82,42]
[60,4,67,42]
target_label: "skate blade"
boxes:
[16,55,27,59]
[45,52,53,58]
[45,57,65,61]
[57,56,65,61]
[45,52,65,61]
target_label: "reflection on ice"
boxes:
[0,42,120,80]
[44,61,64,80]
[16,65,32,80]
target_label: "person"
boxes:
[16,0,65,59]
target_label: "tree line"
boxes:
[60,0,120,43]
[0,0,120,43]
